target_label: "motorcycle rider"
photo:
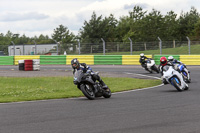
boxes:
[159,56,189,89]
[168,56,189,70]
[71,58,109,90]
[159,56,175,84]
[139,53,152,73]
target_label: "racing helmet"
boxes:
[160,56,167,66]
[71,58,80,69]
[168,56,174,61]
[140,53,144,57]
[140,53,145,60]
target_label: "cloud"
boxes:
[124,3,149,10]
[0,0,200,37]
[0,12,49,21]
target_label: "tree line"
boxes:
[1,6,200,46]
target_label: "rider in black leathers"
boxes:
[139,53,152,73]
[71,58,108,89]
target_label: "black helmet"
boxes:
[71,58,80,69]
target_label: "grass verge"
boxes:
[0,77,161,103]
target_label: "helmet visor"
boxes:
[72,63,78,69]
[161,60,167,64]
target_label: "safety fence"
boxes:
[0,55,200,65]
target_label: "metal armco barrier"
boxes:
[0,56,14,65]
[180,55,200,65]
[0,55,200,66]
[14,55,40,65]
[94,55,122,65]
[67,55,94,65]
[40,55,66,65]
[122,55,152,65]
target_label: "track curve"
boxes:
[0,65,200,133]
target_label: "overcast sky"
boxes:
[0,0,199,37]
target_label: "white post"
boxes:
[173,40,175,48]
[186,36,190,55]
[54,40,58,55]
[128,38,133,55]
[158,37,162,55]
[101,38,105,55]
[144,42,147,50]
[11,41,15,56]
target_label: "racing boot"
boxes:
[161,77,168,85]
[99,80,109,91]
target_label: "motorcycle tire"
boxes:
[182,71,191,83]
[184,86,189,90]
[80,84,95,100]
[171,78,183,92]
[152,65,159,73]
[103,88,111,98]
[186,73,191,83]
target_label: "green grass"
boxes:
[0,77,161,103]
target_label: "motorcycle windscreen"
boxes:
[163,66,170,72]
[74,70,84,83]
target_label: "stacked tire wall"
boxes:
[18,60,24,70]
[24,60,33,71]
[33,59,40,71]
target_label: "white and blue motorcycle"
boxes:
[175,64,191,83]
[163,65,189,92]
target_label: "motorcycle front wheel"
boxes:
[80,84,95,100]
[171,78,183,92]
[184,72,191,83]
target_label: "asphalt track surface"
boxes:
[0,65,200,133]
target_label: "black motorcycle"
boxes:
[73,70,111,100]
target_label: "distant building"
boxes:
[8,44,57,56]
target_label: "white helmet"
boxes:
[140,53,144,57]
[168,56,174,61]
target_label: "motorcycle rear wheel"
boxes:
[152,65,159,73]
[103,88,111,98]
[186,73,191,83]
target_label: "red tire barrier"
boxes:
[19,59,40,71]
